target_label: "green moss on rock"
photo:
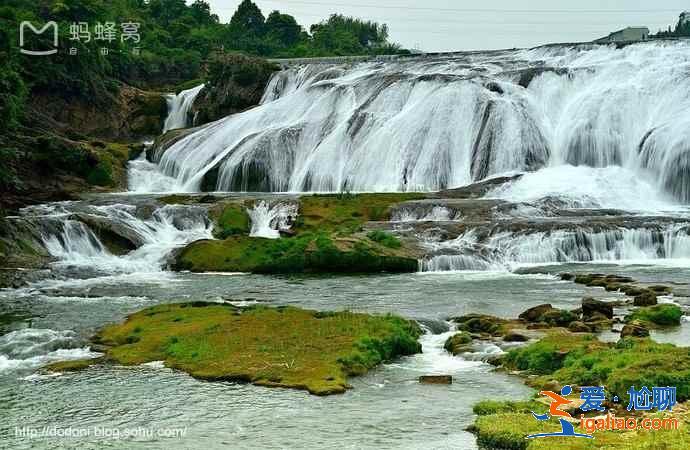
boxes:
[626,304,682,327]
[503,333,690,402]
[444,331,473,355]
[92,303,422,395]
[173,234,418,274]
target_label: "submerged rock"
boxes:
[419,375,453,385]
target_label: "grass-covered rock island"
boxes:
[51,302,422,396]
[172,193,426,274]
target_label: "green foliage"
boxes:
[214,204,250,239]
[626,304,683,326]
[367,230,402,248]
[503,333,690,402]
[174,232,418,274]
[0,0,406,136]
[473,400,542,416]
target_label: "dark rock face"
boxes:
[621,320,650,338]
[191,54,279,126]
[519,304,554,322]
[503,331,529,342]
[72,213,145,255]
[633,291,658,307]
[568,321,592,333]
[582,297,614,320]
[30,86,167,141]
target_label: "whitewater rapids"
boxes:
[151,41,690,203]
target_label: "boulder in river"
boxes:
[518,304,554,322]
[582,297,613,320]
[444,332,473,355]
[633,291,658,307]
[621,320,650,338]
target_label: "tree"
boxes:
[229,0,265,36]
[265,11,302,48]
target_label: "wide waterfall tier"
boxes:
[153,41,690,201]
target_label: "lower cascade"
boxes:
[23,202,213,273]
[420,226,690,272]
[0,329,99,373]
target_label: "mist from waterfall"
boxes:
[163,84,205,133]
[151,42,690,205]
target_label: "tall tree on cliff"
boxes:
[227,0,267,54]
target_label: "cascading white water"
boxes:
[43,221,107,260]
[128,153,179,193]
[0,328,100,373]
[163,84,205,133]
[420,225,690,272]
[37,203,212,273]
[151,41,690,203]
[247,200,299,239]
[392,206,461,222]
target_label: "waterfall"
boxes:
[163,84,205,133]
[392,206,461,222]
[34,203,212,273]
[150,42,690,203]
[43,220,108,260]
[247,200,299,239]
[420,225,690,272]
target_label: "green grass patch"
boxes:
[473,399,542,416]
[94,303,422,395]
[173,233,417,274]
[626,304,683,327]
[295,193,426,235]
[367,230,402,248]
[472,410,690,450]
[503,333,690,402]
[214,204,250,239]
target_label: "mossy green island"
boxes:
[50,303,422,396]
[172,193,425,274]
